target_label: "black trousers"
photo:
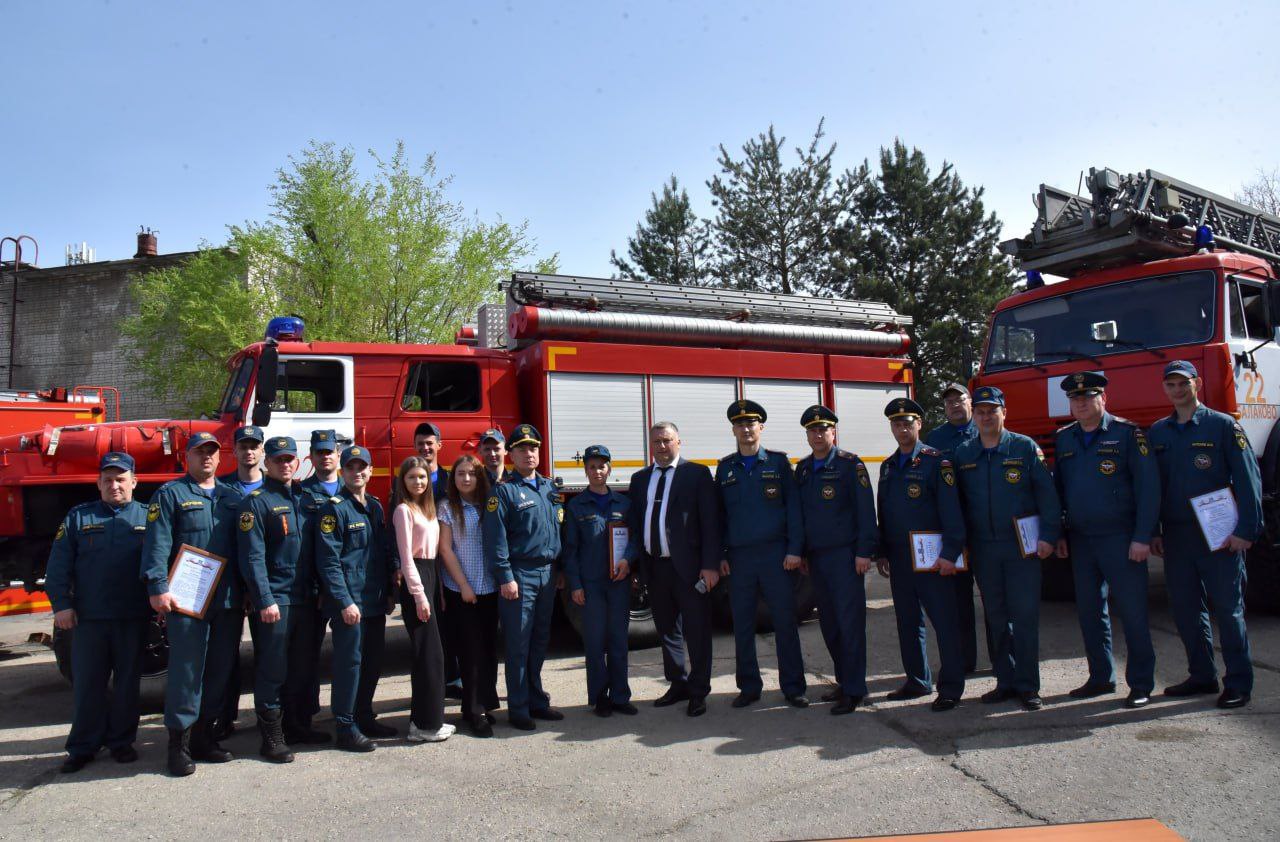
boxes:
[647,556,713,700]
[400,558,445,730]
[443,587,500,722]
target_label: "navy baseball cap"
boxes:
[234,425,265,443]
[309,429,338,452]
[100,452,135,473]
[583,444,611,463]
[1164,360,1198,380]
[480,428,505,444]
[187,431,220,451]
[801,405,838,428]
[266,436,298,458]
[972,386,1006,407]
[340,445,371,468]
[508,424,541,448]
[884,398,924,420]
[414,421,442,440]
[941,382,969,397]
[727,399,767,424]
[1061,371,1108,397]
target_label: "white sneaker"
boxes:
[407,723,456,743]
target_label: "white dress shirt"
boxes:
[644,461,675,558]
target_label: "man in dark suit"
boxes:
[624,421,722,717]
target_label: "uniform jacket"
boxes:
[237,477,308,609]
[315,488,393,614]
[561,490,631,591]
[481,473,563,584]
[140,475,245,609]
[715,448,804,556]
[795,448,877,556]
[924,419,978,459]
[1053,412,1160,542]
[45,499,151,619]
[876,442,966,562]
[954,430,1062,545]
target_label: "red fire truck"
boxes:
[0,273,914,674]
[978,168,1280,609]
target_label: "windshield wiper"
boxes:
[987,359,1048,373]
[1103,339,1166,358]
[1035,349,1104,366]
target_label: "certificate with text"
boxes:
[167,544,227,620]
[909,531,967,572]
[607,522,630,578]
[1014,515,1040,558]
[1189,487,1238,552]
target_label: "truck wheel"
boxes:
[1041,555,1075,601]
[1245,542,1280,614]
[710,570,816,630]
[51,615,169,687]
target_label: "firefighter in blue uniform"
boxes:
[924,382,982,674]
[1052,372,1160,708]
[794,405,876,715]
[141,431,244,775]
[562,444,636,717]
[876,399,967,711]
[481,423,565,730]
[717,399,808,709]
[954,387,1061,711]
[316,445,396,751]
[1148,360,1261,709]
[237,436,312,763]
[292,428,341,744]
[46,452,151,773]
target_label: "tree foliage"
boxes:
[610,176,711,285]
[1237,166,1280,216]
[125,141,554,415]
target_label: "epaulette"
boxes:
[1109,416,1135,427]
[836,450,858,461]
[718,453,735,463]
[919,444,941,457]
[1055,420,1078,434]
[765,448,788,459]
[69,501,95,514]
[250,489,263,497]
[329,495,342,503]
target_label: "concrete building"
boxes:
[0,232,200,421]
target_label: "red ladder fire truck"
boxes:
[978,167,1280,609]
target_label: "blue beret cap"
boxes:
[234,425,265,443]
[340,445,371,468]
[187,431,220,451]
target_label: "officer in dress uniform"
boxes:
[481,424,566,730]
[1148,360,1261,709]
[292,429,341,745]
[141,431,245,776]
[1053,372,1160,708]
[46,452,152,773]
[795,405,876,715]
[717,399,808,709]
[876,399,967,711]
[562,445,636,717]
[237,436,312,763]
[924,382,982,674]
[316,445,396,751]
[953,387,1061,711]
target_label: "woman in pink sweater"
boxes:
[393,456,455,743]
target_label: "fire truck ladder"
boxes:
[505,272,912,329]
[1000,167,1280,276]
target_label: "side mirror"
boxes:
[251,342,279,427]
[1268,282,1280,331]
[1090,320,1118,342]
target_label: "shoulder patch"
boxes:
[54,523,66,541]
[486,496,499,513]
[147,502,160,522]
[239,511,255,532]
[1236,429,1250,451]
[320,514,337,534]
[940,462,956,486]
[249,489,263,497]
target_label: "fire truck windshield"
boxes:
[984,270,1216,372]
[219,356,255,415]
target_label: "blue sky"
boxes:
[5,0,1279,279]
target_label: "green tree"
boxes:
[125,141,552,415]
[611,175,712,285]
[707,120,849,294]
[837,140,1015,423]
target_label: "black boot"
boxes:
[189,717,234,763]
[257,708,295,764]
[167,728,195,777]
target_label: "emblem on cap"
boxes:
[1073,374,1085,386]
[276,438,288,447]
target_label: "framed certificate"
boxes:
[167,543,228,620]
[607,521,629,579]
[1013,515,1040,559]
[909,531,967,572]
[1189,487,1238,551]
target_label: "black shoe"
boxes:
[654,685,691,707]
[508,715,537,731]
[211,718,235,742]
[612,702,639,716]
[445,681,464,700]
[283,722,332,745]
[820,687,843,703]
[1019,692,1043,711]
[1217,689,1251,709]
[731,691,761,709]
[355,718,398,739]
[257,708,295,764]
[190,718,233,763]
[886,684,930,702]
[59,753,93,774]
[980,687,1017,704]
[336,729,375,752]
[1164,678,1220,697]
[1068,681,1116,699]
[932,696,960,712]
[686,697,707,717]
[167,728,196,777]
[530,707,565,721]
[830,695,861,716]
[469,717,494,738]
[1125,690,1151,709]
[786,694,810,708]
[484,711,497,724]
[110,745,138,764]
[594,699,613,718]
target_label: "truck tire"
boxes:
[1246,542,1280,614]
[558,582,661,648]
[710,570,816,631]
[52,615,170,687]
[1040,555,1075,601]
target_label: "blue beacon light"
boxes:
[265,316,305,341]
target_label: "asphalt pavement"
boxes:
[0,571,1276,841]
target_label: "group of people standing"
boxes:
[43,358,1260,778]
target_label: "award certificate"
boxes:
[607,522,630,578]
[1014,515,1040,558]
[909,532,966,572]
[167,544,228,619]
[1189,487,1238,552]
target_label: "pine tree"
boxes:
[611,176,711,285]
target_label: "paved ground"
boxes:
[1,570,1276,841]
